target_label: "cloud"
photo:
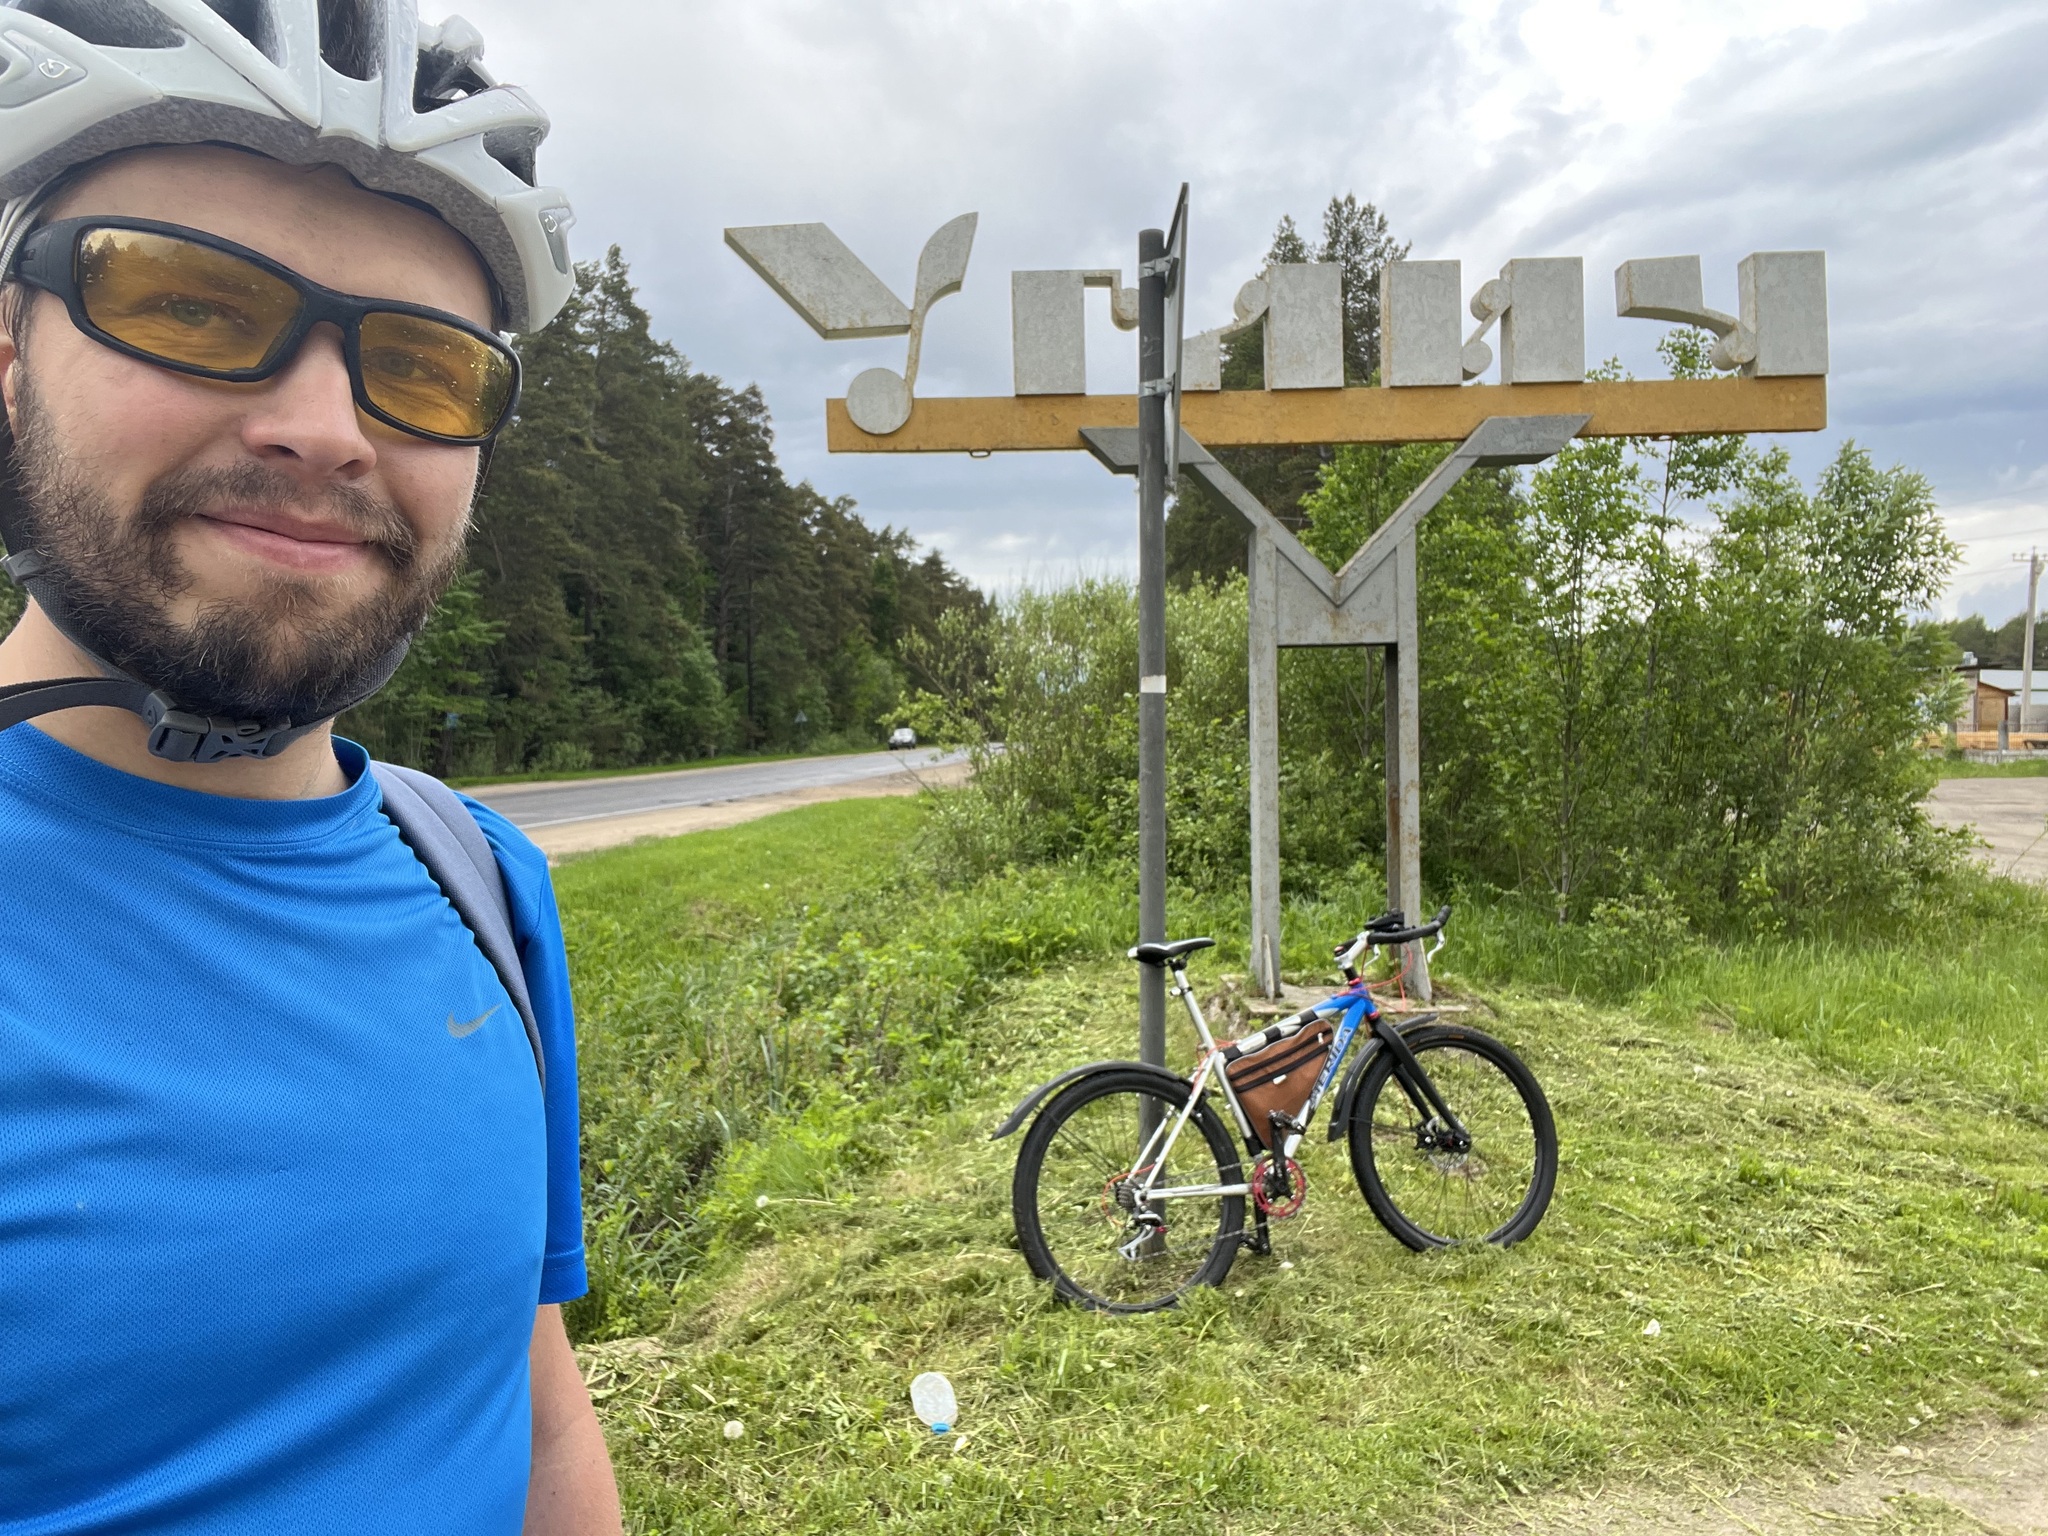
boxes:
[472,0,2045,597]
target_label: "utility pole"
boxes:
[2017,549,2043,738]
[1135,223,1168,1075]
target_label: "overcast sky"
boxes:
[478,0,2044,618]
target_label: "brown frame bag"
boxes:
[1223,1017,1336,1149]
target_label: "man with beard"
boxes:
[0,3,618,1531]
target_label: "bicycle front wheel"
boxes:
[1347,1024,1557,1250]
[1012,1068,1245,1313]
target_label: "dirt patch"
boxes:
[1503,1420,2048,1535]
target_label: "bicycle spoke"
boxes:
[1024,1081,1237,1310]
[1364,1043,1540,1245]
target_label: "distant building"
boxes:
[1978,669,2048,731]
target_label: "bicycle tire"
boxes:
[1012,1067,1245,1313]
[1346,1024,1557,1250]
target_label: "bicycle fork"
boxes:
[1372,1015,1473,1150]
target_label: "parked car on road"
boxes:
[889,727,917,749]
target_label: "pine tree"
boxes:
[381,247,982,774]
[1166,195,1407,586]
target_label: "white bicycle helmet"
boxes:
[0,0,574,331]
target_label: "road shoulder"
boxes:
[533,758,971,860]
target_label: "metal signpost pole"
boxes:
[2018,548,2041,738]
[1135,224,1169,1074]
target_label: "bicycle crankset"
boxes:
[1251,1153,1307,1220]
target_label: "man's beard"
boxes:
[6,372,466,726]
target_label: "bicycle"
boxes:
[993,905,1558,1312]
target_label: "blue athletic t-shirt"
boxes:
[0,726,587,1533]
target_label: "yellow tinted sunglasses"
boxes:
[11,217,520,445]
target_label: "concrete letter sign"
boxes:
[1380,260,1463,386]
[726,206,1833,427]
[1496,258,1584,383]
[1182,278,1270,392]
[1180,265,1342,392]
[1263,263,1344,389]
[1615,252,1828,376]
[1459,258,1585,383]
[725,214,977,434]
[723,223,912,338]
[1011,269,1139,395]
[1741,252,1827,377]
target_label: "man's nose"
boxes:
[237,323,377,483]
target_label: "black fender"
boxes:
[990,1059,1193,1141]
[1325,1011,1438,1140]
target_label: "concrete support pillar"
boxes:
[1247,528,1282,998]
[1385,531,1430,1001]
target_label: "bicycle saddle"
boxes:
[1127,937,1217,966]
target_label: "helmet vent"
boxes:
[481,128,537,188]
[11,0,180,48]
[413,60,489,108]
[198,0,284,65]
[316,0,379,81]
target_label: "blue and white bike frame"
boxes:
[1117,939,1462,1212]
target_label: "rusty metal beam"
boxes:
[824,374,1825,453]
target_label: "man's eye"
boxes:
[162,297,219,328]
[367,348,448,386]
[152,294,261,335]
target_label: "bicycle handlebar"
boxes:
[1367,905,1451,949]
[1336,904,1452,974]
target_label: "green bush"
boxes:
[913,345,1966,938]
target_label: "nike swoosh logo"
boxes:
[447,1005,501,1039]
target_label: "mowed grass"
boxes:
[555,806,2048,1533]
[1437,885,2048,1116]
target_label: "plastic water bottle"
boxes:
[910,1371,957,1435]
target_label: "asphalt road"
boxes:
[1924,776,2048,884]
[469,748,967,832]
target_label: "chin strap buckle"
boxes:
[141,693,290,764]
[1,549,50,585]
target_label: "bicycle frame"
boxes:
[1127,964,1468,1208]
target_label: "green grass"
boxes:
[1929,756,2048,778]
[450,745,860,790]
[556,806,2048,1533]
[1437,887,2048,1116]
[553,796,925,959]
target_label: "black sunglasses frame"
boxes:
[10,216,522,447]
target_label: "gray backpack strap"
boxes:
[371,761,544,1086]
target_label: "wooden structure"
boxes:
[824,375,1825,455]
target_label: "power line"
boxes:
[1953,522,2048,545]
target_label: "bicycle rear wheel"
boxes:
[1012,1068,1245,1313]
[1346,1024,1556,1250]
